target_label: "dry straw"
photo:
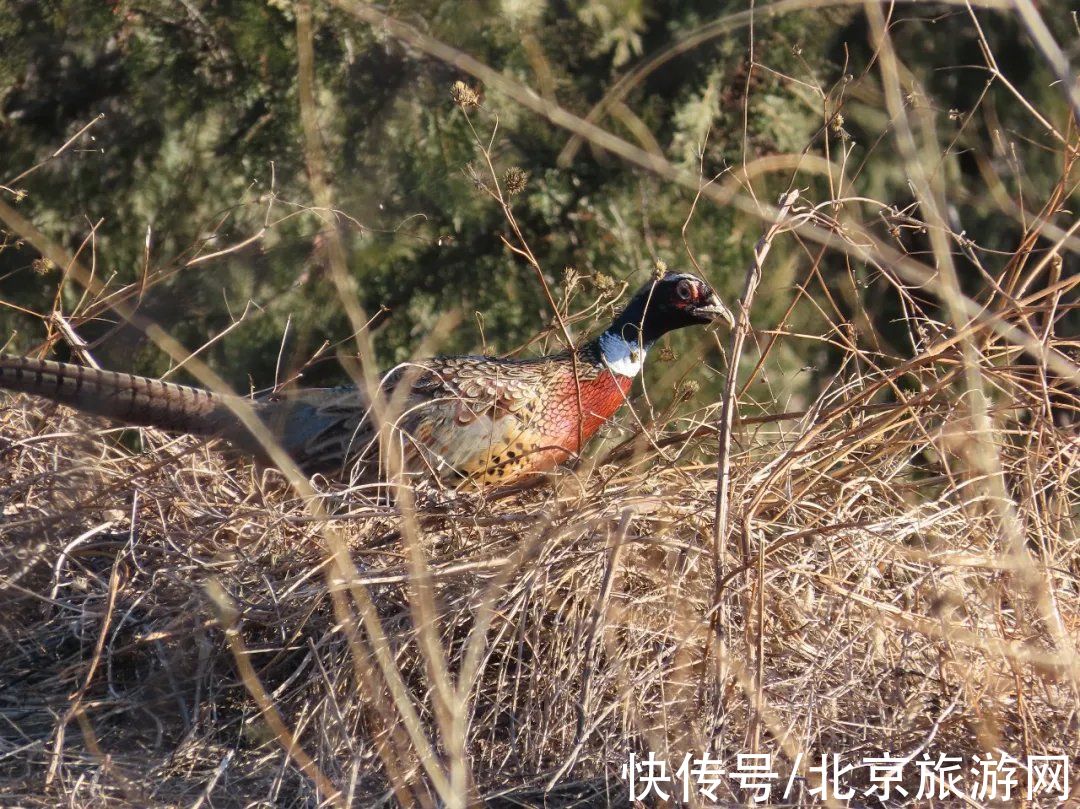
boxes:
[1,1,1078,806]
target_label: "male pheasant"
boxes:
[0,272,731,487]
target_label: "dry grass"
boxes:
[2,2,1079,807]
[2,274,1077,805]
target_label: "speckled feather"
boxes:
[396,347,634,485]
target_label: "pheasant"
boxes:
[0,272,731,487]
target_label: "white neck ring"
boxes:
[599,331,647,377]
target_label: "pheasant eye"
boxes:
[676,280,693,301]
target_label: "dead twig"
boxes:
[711,189,800,584]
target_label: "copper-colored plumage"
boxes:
[403,349,635,485]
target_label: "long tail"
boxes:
[0,353,240,439]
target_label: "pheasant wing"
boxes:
[390,356,554,482]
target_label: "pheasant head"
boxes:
[598,272,733,376]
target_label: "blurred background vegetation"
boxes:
[0,0,1075,406]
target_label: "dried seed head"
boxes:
[503,166,529,196]
[562,265,579,291]
[652,259,668,281]
[464,162,487,191]
[32,257,55,275]
[658,346,676,362]
[451,80,480,109]
[591,272,616,293]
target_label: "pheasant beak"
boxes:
[693,293,735,328]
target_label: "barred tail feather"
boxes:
[0,354,238,439]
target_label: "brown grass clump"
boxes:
[2,264,1077,805]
